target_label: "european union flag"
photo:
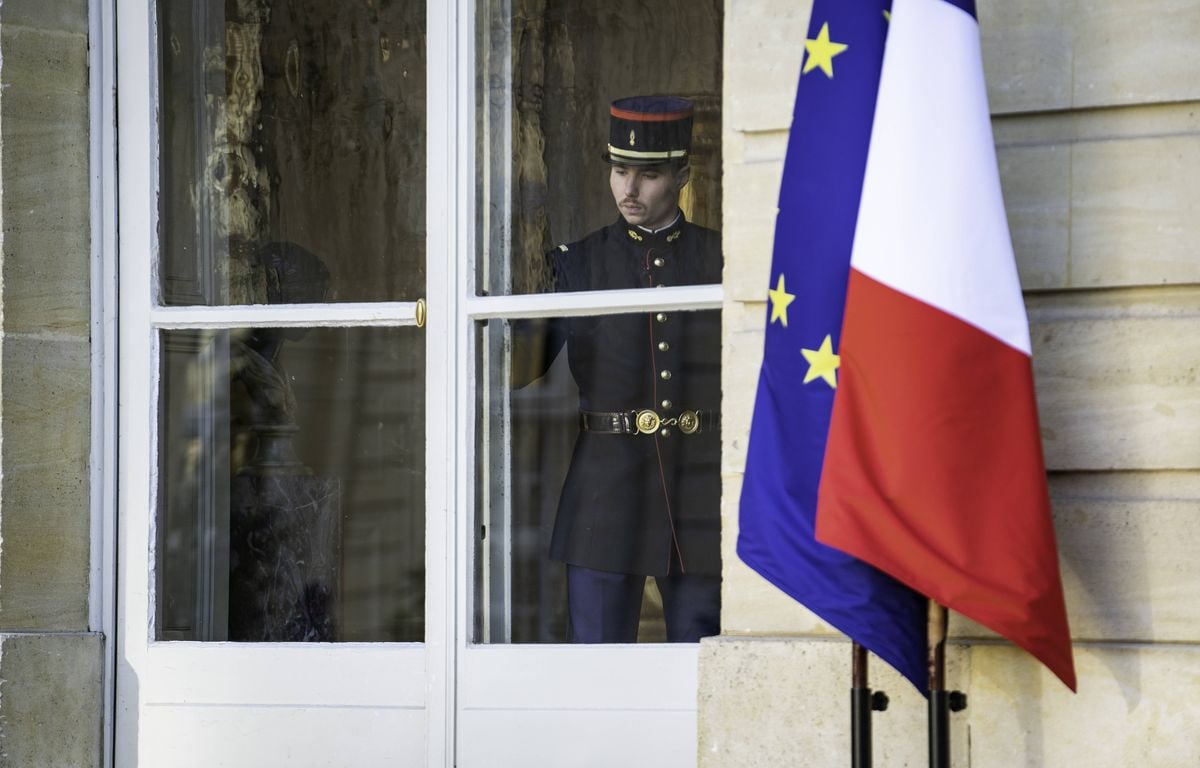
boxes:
[736,0,927,691]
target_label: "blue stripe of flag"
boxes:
[940,0,977,19]
[737,0,928,691]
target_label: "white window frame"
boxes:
[90,0,119,763]
[98,0,725,761]
[450,2,724,765]
[112,0,455,764]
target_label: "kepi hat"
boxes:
[602,95,694,167]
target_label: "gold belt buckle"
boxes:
[635,409,661,434]
[678,410,700,434]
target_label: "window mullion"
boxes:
[464,284,723,321]
[149,302,423,329]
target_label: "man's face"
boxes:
[609,163,690,230]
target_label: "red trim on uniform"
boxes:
[610,106,694,122]
[816,269,1076,691]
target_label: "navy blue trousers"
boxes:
[566,564,720,643]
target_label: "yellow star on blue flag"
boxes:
[803,22,849,78]
[801,334,840,388]
[768,274,796,326]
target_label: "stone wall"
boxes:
[0,0,103,765]
[704,0,1200,765]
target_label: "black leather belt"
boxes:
[579,409,718,435]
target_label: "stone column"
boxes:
[0,0,103,765]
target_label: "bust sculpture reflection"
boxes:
[228,241,342,642]
[230,241,330,468]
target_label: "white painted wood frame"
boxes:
[113,0,723,763]
[450,2,721,766]
[115,0,454,763]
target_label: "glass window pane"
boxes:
[158,326,425,642]
[158,0,426,305]
[475,1,723,296]
[474,310,722,644]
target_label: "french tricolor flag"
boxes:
[815,0,1076,691]
[739,0,1075,692]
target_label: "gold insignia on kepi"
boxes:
[635,410,661,434]
[678,410,700,434]
[667,231,681,243]
[628,229,644,242]
[629,129,636,147]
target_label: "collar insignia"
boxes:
[627,229,644,242]
[667,230,681,242]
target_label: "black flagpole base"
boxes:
[927,690,968,768]
[851,644,888,768]
[928,690,950,768]
[851,685,890,768]
[852,687,872,768]
[926,601,968,768]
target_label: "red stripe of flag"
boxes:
[816,268,1076,691]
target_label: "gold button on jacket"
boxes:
[513,215,723,577]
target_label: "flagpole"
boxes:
[851,643,887,768]
[927,601,967,768]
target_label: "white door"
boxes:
[115,0,723,764]
[116,0,454,764]
[454,2,723,765]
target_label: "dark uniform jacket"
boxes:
[522,213,722,577]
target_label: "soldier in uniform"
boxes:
[519,96,722,643]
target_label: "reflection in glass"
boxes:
[158,326,425,642]
[474,311,722,644]
[158,0,426,305]
[475,0,724,296]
